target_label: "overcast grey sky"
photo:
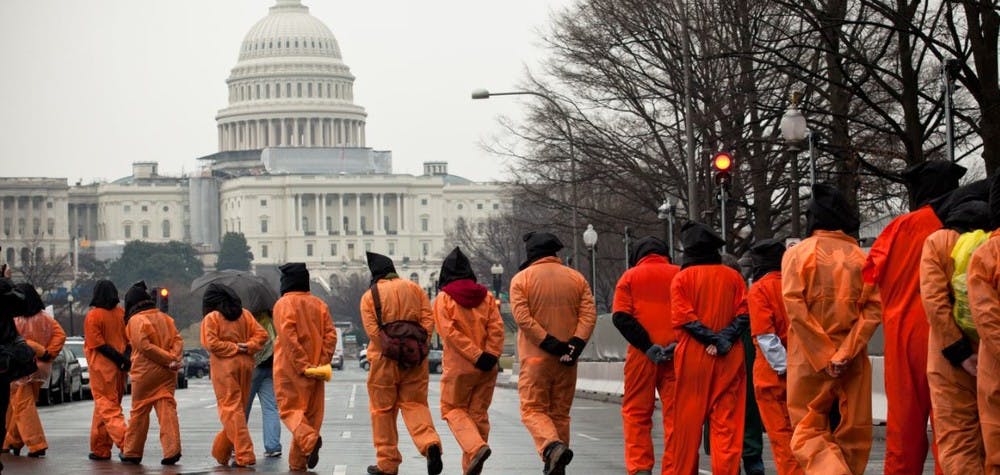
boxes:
[0,0,571,183]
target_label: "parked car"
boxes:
[126,351,190,394]
[63,337,90,398]
[332,328,344,370]
[428,349,443,374]
[359,348,369,371]
[184,351,210,379]
[38,345,84,406]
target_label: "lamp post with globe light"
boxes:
[780,91,815,186]
[582,225,598,296]
[490,263,504,298]
[67,294,75,337]
[472,88,580,269]
[658,198,679,261]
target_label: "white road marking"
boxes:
[341,431,351,439]
[346,413,354,420]
[576,432,599,441]
[348,384,357,408]
[205,403,217,409]
[333,465,347,475]
[699,470,713,475]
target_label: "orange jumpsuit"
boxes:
[273,291,337,471]
[748,272,803,475]
[510,256,597,458]
[122,308,183,461]
[784,230,882,475]
[361,278,442,474]
[433,286,504,472]
[201,309,268,467]
[967,231,1000,472]
[863,205,942,474]
[83,306,128,458]
[4,312,65,453]
[669,264,748,475]
[920,229,986,473]
[612,253,680,475]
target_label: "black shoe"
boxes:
[88,453,111,461]
[161,453,181,465]
[3,447,20,456]
[542,442,573,475]
[307,436,322,469]
[426,444,443,475]
[743,456,765,475]
[367,465,398,475]
[118,453,142,465]
[465,446,491,475]
[27,449,46,458]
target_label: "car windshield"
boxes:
[65,341,84,358]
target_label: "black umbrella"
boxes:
[190,270,278,316]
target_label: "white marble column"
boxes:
[396,194,402,233]
[361,123,365,146]
[292,119,300,146]
[218,126,224,151]
[305,118,313,146]
[295,194,302,231]
[315,193,323,233]
[338,194,345,234]
[355,194,362,235]
[372,193,379,232]
[279,119,287,146]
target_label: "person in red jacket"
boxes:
[747,239,803,475]
[669,222,748,475]
[863,160,965,474]
[611,236,680,475]
[433,247,505,475]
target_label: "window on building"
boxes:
[384,216,390,231]
[306,244,314,256]
[302,217,309,232]
[141,205,148,212]
[330,243,338,256]
[163,206,169,212]
[46,201,52,209]
[410,272,420,284]
[493,203,500,210]
[388,242,395,256]
[17,218,24,235]
[422,242,429,256]
[3,218,10,236]
[141,224,149,239]
[32,218,40,235]
[421,198,428,206]
[326,216,332,231]
[162,220,170,238]
[286,83,291,97]
[477,203,483,210]
[124,224,132,239]
[347,243,355,259]
[260,219,268,233]
[457,204,464,210]
[47,218,54,236]
[261,245,268,258]
[5,248,13,264]
[343,216,350,232]
[307,83,312,97]
[297,83,302,97]
[421,217,429,232]
[360,216,367,232]
[260,198,267,207]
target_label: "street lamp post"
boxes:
[67,294,75,337]
[780,92,814,238]
[658,198,679,261]
[490,263,504,298]
[582,225,598,297]
[472,88,580,269]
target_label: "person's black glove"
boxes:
[612,312,653,353]
[97,344,129,369]
[715,314,749,356]
[474,353,499,371]
[539,335,570,357]
[37,352,53,362]
[561,337,587,366]
[681,321,720,346]
[659,342,678,363]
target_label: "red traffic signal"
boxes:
[160,288,169,298]
[713,152,733,186]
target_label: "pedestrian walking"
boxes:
[272,262,337,471]
[510,231,597,475]
[361,252,443,475]
[432,247,504,475]
[245,307,283,458]
[611,236,679,475]
[83,279,129,461]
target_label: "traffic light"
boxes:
[713,151,733,187]
[155,287,169,313]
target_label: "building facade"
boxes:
[0,0,507,289]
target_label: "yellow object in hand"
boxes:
[304,364,332,381]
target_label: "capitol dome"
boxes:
[216,0,367,152]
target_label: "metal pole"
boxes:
[720,188,727,245]
[943,61,956,163]
[590,248,597,297]
[624,226,631,271]
[790,149,802,238]
[808,131,816,186]
[69,302,74,337]
[681,0,699,221]
[668,213,675,262]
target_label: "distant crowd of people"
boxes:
[1,158,998,474]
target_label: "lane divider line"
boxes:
[334,465,347,475]
[341,431,351,439]
[576,432,599,441]
[348,384,357,408]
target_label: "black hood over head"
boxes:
[629,236,670,267]
[279,262,310,295]
[990,169,1000,229]
[680,222,724,268]
[366,252,397,284]
[15,283,45,317]
[520,231,564,270]
[903,160,967,209]
[749,239,786,281]
[203,282,243,321]
[943,200,990,233]
[124,280,156,318]
[806,184,860,235]
[929,178,991,221]
[89,279,119,310]
[438,247,476,288]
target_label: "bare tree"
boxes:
[10,235,69,292]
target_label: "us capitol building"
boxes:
[0,0,508,288]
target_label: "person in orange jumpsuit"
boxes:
[510,232,597,475]
[668,222,748,475]
[83,279,129,461]
[201,283,268,468]
[0,278,27,473]
[118,281,183,466]
[746,239,803,475]
[921,196,990,474]
[273,262,337,472]
[864,160,966,474]
[611,236,679,475]
[3,284,66,457]
[432,247,505,475]
[783,184,882,474]
[967,175,1000,473]
[361,252,443,475]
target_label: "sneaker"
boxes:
[542,442,573,475]
[263,450,282,458]
[307,436,322,469]
[465,446,491,475]
[88,453,111,461]
[426,444,443,475]
[161,453,181,465]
